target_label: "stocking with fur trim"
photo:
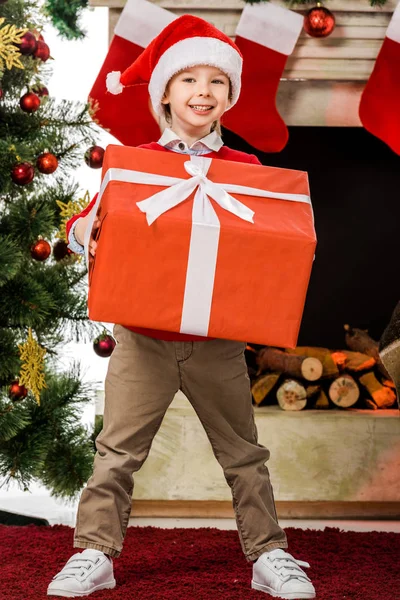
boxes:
[359,2,400,155]
[89,0,175,146]
[222,2,303,153]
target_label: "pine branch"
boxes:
[0,328,22,383]
[0,363,96,498]
[0,389,32,445]
[0,235,24,287]
[43,0,89,40]
[0,98,98,188]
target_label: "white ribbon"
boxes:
[84,155,311,336]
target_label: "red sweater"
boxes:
[66,142,261,341]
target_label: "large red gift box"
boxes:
[85,145,316,346]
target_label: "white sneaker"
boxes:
[252,548,316,599]
[47,549,116,597]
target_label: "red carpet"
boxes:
[1,524,399,599]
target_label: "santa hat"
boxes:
[106,14,243,116]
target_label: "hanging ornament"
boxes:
[0,17,26,71]
[304,4,335,38]
[36,152,58,174]
[18,328,47,406]
[33,40,50,62]
[31,238,51,261]
[53,239,73,261]
[84,145,105,169]
[20,91,41,113]
[93,331,116,357]
[56,190,91,244]
[0,88,3,100]
[11,162,34,185]
[9,379,28,402]
[17,31,37,56]
[31,29,44,42]
[35,85,49,97]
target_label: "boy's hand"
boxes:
[89,217,101,257]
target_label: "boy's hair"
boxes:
[161,76,233,137]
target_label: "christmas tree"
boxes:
[0,0,104,500]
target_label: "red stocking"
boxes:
[359,3,400,155]
[222,2,303,153]
[89,0,175,146]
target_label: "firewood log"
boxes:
[331,351,347,369]
[358,372,397,409]
[251,373,280,405]
[328,375,360,408]
[245,345,258,370]
[331,350,376,372]
[314,390,330,409]
[257,347,323,381]
[306,385,330,409]
[365,399,378,410]
[285,347,339,378]
[344,324,390,379]
[306,385,321,400]
[276,380,307,411]
[382,379,396,390]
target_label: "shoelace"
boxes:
[52,555,101,581]
[264,552,312,583]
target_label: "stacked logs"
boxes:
[246,325,397,411]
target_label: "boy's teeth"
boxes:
[191,105,212,111]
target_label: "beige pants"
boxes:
[74,324,288,561]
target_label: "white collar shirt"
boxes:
[157,127,223,155]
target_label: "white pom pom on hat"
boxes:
[105,14,243,116]
[106,71,124,95]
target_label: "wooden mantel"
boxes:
[88,0,397,126]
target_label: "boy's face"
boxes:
[161,65,230,133]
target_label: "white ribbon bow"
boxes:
[84,155,311,336]
[136,156,255,227]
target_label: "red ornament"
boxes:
[93,332,116,357]
[34,40,50,62]
[11,162,35,185]
[20,92,41,113]
[9,380,28,401]
[35,86,49,97]
[0,88,3,100]
[37,152,58,174]
[31,29,44,42]
[17,31,38,56]
[304,5,335,38]
[53,239,73,261]
[31,239,51,261]
[84,145,105,169]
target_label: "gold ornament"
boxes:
[0,18,27,72]
[18,328,47,405]
[56,190,91,243]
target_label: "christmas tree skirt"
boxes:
[0,524,398,599]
